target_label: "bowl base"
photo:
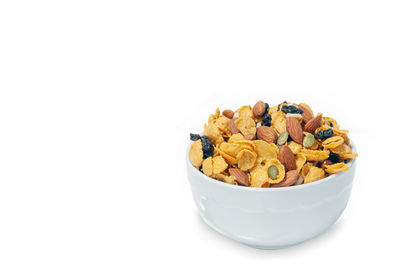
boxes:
[198,208,345,250]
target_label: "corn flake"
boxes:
[322,136,344,149]
[236,105,253,118]
[323,117,339,129]
[219,142,240,157]
[189,101,358,187]
[235,117,256,136]
[324,162,350,174]
[189,140,203,168]
[250,169,269,187]
[204,123,224,145]
[207,108,220,124]
[253,140,278,160]
[295,153,307,173]
[340,153,359,160]
[216,146,237,165]
[235,139,256,151]
[271,111,286,134]
[300,162,313,178]
[202,157,213,176]
[215,173,237,185]
[212,156,228,175]
[263,159,285,184]
[288,141,302,154]
[304,166,325,184]
[228,133,244,143]
[299,149,329,161]
[237,149,257,171]
[330,143,351,154]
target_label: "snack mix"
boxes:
[189,101,358,187]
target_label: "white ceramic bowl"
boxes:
[186,142,357,249]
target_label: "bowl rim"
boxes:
[186,140,357,192]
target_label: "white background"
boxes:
[0,0,399,265]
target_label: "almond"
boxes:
[256,126,277,143]
[228,118,240,134]
[222,109,234,119]
[244,133,256,140]
[321,159,332,170]
[286,117,303,144]
[304,113,322,133]
[271,170,299,187]
[299,103,314,115]
[228,168,249,186]
[278,145,297,172]
[252,101,266,118]
[298,105,313,123]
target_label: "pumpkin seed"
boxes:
[303,134,315,148]
[277,131,289,145]
[268,165,278,179]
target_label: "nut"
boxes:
[298,104,314,123]
[228,118,240,134]
[252,101,266,118]
[228,168,249,186]
[256,126,277,143]
[304,113,322,133]
[286,117,303,144]
[222,109,234,119]
[271,170,300,187]
[278,145,297,172]
[321,160,332,170]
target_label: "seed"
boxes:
[268,165,278,179]
[277,131,289,145]
[303,134,315,148]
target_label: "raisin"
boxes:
[277,101,287,111]
[200,136,214,159]
[314,128,334,139]
[190,133,201,141]
[261,113,272,126]
[281,105,303,114]
[264,102,270,113]
[328,152,340,163]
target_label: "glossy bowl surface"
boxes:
[186,142,357,249]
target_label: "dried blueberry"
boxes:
[264,102,269,113]
[277,101,287,111]
[328,152,340,163]
[190,133,201,141]
[314,128,334,139]
[200,136,214,159]
[261,113,272,126]
[281,105,303,114]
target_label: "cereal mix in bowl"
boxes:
[188,101,358,187]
